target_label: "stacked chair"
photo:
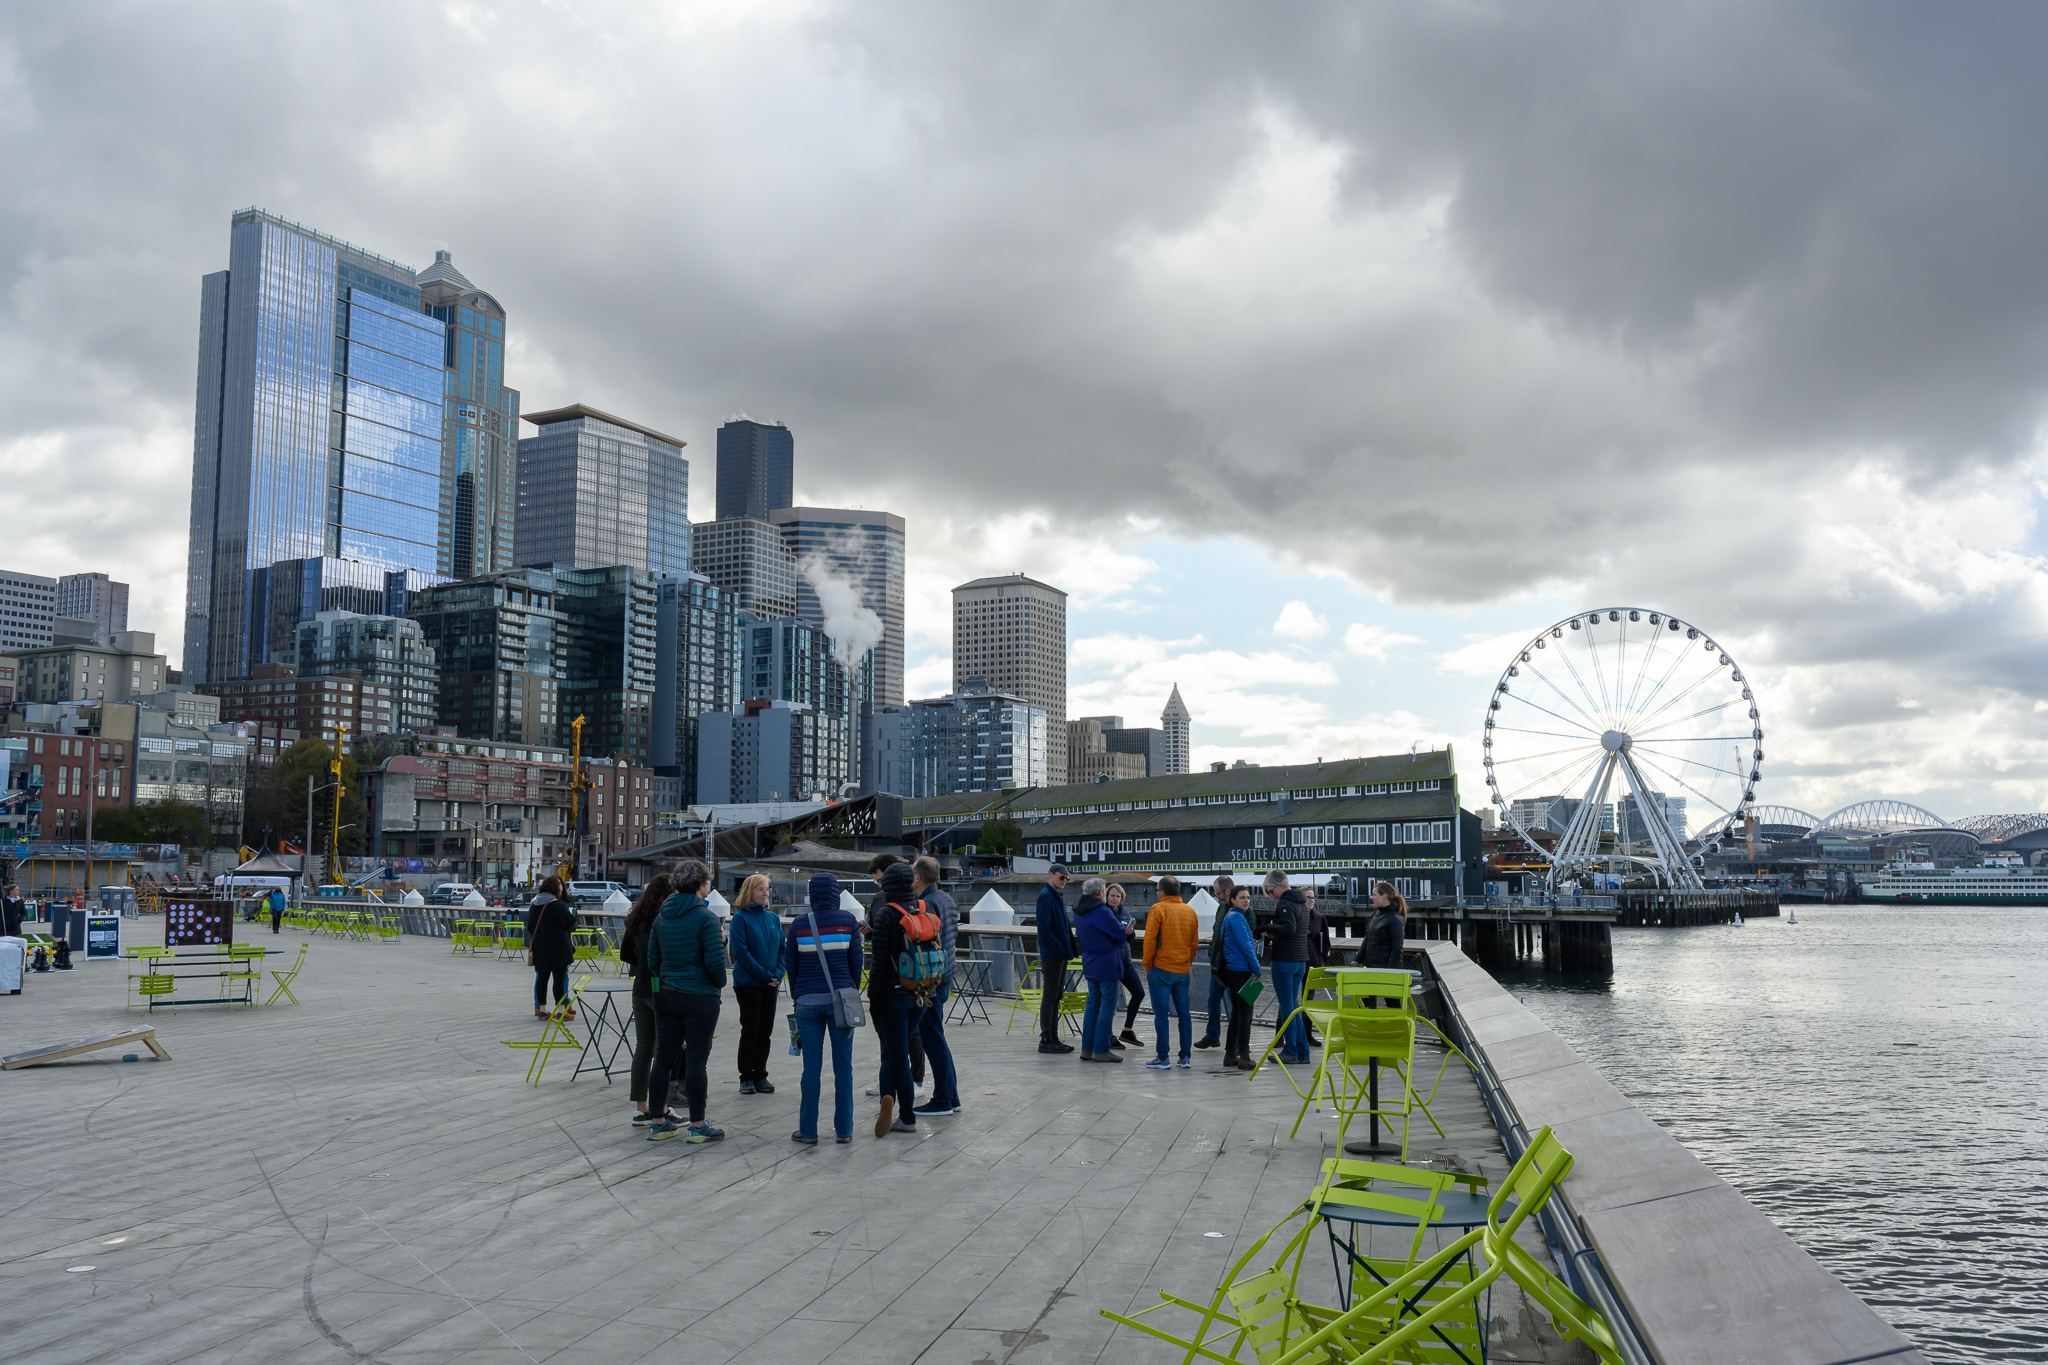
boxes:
[1101,1126,1622,1364]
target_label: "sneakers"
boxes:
[865,1082,883,1096]
[874,1095,896,1138]
[1108,1037,1126,1050]
[755,1079,775,1094]
[1230,1056,1255,1072]
[912,1099,958,1116]
[791,1132,818,1146]
[647,1121,683,1142]
[739,1079,757,1095]
[1088,1051,1124,1064]
[1120,1028,1143,1046]
[835,1134,853,1144]
[1079,1051,1094,1062]
[633,1109,679,1125]
[1038,1041,1075,1055]
[1177,1057,1193,1068]
[889,1117,918,1133]
[1144,1058,1172,1070]
[686,1123,724,1144]
[1193,1037,1220,1050]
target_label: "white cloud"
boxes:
[902,652,954,699]
[1272,600,1328,640]
[1343,622,1422,660]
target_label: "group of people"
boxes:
[1031,863,1410,1071]
[513,853,1410,1146]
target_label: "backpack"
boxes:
[891,899,946,999]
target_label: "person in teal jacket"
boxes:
[727,873,787,1095]
[646,861,728,1143]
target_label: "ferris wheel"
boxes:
[1482,608,1762,891]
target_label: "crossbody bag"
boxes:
[808,912,868,1030]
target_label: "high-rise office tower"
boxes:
[186,209,444,682]
[552,565,659,766]
[55,573,130,645]
[1161,683,1192,775]
[651,574,739,805]
[715,419,793,520]
[870,682,1048,796]
[770,506,906,709]
[691,517,798,620]
[0,569,57,653]
[288,610,440,735]
[952,573,1069,780]
[409,568,567,750]
[417,251,521,579]
[248,557,437,668]
[515,405,690,579]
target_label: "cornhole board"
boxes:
[3,1026,171,1070]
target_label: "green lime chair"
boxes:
[451,918,477,954]
[135,972,177,1010]
[265,943,308,1006]
[376,912,402,941]
[570,925,606,967]
[497,918,527,960]
[501,975,593,1084]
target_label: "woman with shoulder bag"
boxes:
[526,875,578,1020]
[784,872,864,1145]
[1194,875,1235,1049]
[1216,886,1262,1071]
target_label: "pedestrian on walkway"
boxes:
[1217,885,1261,1071]
[869,861,939,1135]
[1106,881,1145,1049]
[526,875,578,1020]
[1303,884,1331,1046]
[620,874,679,1124]
[1034,865,1076,1054]
[1074,878,1127,1063]
[728,873,785,1096]
[863,853,924,1094]
[1363,881,1408,969]
[1262,872,1312,1065]
[786,872,861,1145]
[2,885,23,937]
[1193,875,1236,1049]
[646,861,727,1144]
[267,886,287,934]
[910,856,961,1117]
[1141,875,1198,1069]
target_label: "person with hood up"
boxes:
[1141,875,1199,1069]
[784,872,862,1144]
[1261,871,1312,1066]
[1033,865,1076,1054]
[644,860,728,1144]
[1073,877,1130,1062]
[727,873,786,1095]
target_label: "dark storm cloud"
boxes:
[2,2,2045,722]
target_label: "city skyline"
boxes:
[8,6,2048,820]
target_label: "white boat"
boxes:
[1858,860,2048,905]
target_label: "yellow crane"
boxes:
[328,723,349,886]
[558,715,588,883]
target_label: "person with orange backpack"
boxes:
[868,861,945,1137]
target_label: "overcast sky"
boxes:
[6,2,2048,823]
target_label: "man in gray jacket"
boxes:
[1262,871,1312,1065]
[911,856,960,1116]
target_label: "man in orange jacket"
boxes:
[1140,876,1200,1069]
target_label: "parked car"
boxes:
[429,882,480,905]
[566,880,630,906]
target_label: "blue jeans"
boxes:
[1199,970,1227,1040]
[1082,978,1119,1055]
[877,991,927,1121]
[1148,968,1191,1060]
[795,1000,854,1140]
[916,984,959,1108]
[1272,961,1309,1059]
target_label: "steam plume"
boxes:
[798,553,884,671]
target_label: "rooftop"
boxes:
[953,573,1067,596]
[522,403,687,450]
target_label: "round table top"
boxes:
[580,983,636,993]
[1312,1187,1492,1229]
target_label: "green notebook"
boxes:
[1236,977,1264,1004]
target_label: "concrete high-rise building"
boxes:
[715,419,793,521]
[55,573,129,645]
[515,405,690,580]
[286,610,439,736]
[651,574,739,806]
[1066,717,1145,785]
[1161,684,1191,775]
[697,699,841,805]
[417,251,521,580]
[409,568,566,751]
[249,557,438,670]
[691,517,798,620]
[770,506,906,709]
[1079,714,1170,777]
[952,573,1068,779]
[187,208,446,683]
[0,570,56,653]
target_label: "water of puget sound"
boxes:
[1490,903,2046,1363]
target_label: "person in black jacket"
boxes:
[868,861,928,1138]
[2,885,25,938]
[1033,866,1075,1054]
[618,874,676,1124]
[1193,875,1235,1049]
[526,875,579,1019]
[1363,881,1407,969]
[1261,872,1311,1065]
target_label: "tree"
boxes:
[245,739,368,864]
[978,812,1025,858]
[143,799,210,850]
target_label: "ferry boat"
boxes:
[1859,859,2048,905]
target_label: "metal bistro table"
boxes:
[572,983,636,1082]
[1313,1180,1493,1320]
[137,949,271,1009]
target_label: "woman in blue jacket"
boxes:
[727,874,786,1096]
[1217,885,1262,1071]
[1074,878,1131,1063]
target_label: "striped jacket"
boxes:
[784,904,862,1003]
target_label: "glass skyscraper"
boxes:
[417,250,520,579]
[771,506,906,708]
[715,419,794,520]
[186,209,445,682]
[514,405,691,579]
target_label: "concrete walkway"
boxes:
[0,926,1590,1364]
